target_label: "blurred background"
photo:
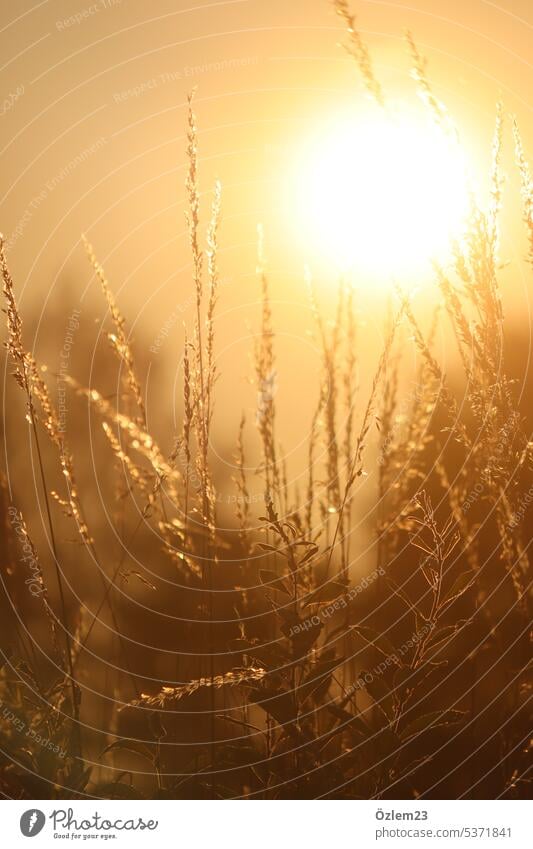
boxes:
[1,0,532,515]
[0,0,531,797]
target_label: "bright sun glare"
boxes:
[295,109,470,279]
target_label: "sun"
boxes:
[293,106,470,279]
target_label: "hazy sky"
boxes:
[2,0,531,292]
[1,0,531,495]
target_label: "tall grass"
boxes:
[0,2,531,800]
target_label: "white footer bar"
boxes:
[3,799,529,847]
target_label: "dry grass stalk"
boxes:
[305,389,325,541]
[234,412,250,547]
[405,30,455,137]
[391,492,463,733]
[206,179,222,429]
[307,274,348,568]
[399,289,471,451]
[12,510,62,660]
[66,379,178,490]
[342,283,357,480]
[382,310,440,535]
[130,667,267,708]
[2,246,94,548]
[101,421,152,497]
[326,303,404,574]
[254,224,280,504]
[184,92,218,539]
[1,235,81,747]
[489,103,504,255]
[82,235,146,425]
[2,251,142,701]
[512,118,533,265]
[181,332,194,526]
